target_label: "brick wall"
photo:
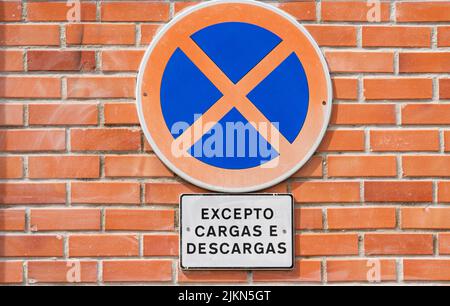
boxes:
[0,0,449,285]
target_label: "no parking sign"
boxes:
[137,0,332,193]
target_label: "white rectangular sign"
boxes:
[180,194,294,270]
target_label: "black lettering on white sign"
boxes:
[180,194,294,270]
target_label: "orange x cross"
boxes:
[173,37,294,153]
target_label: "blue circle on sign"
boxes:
[160,22,309,170]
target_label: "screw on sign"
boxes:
[137,0,332,192]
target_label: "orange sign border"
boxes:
[136,0,333,193]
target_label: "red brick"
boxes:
[66,23,135,45]
[140,24,160,45]
[438,26,450,47]
[402,208,450,229]
[439,182,450,203]
[105,209,174,231]
[174,1,198,14]
[371,130,440,152]
[144,234,179,256]
[29,104,98,126]
[0,25,60,46]
[144,139,153,152]
[403,156,450,177]
[397,2,450,22]
[365,181,433,203]
[326,51,394,73]
[441,79,450,99]
[0,1,21,21]
[447,132,450,152]
[0,210,25,231]
[295,208,323,230]
[365,234,433,255]
[328,207,396,230]
[102,50,144,72]
[71,128,141,152]
[400,53,450,73]
[292,156,323,178]
[277,2,316,21]
[331,104,396,125]
[402,104,450,125]
[69,235,139,257]
[0,51,23,71]
[0,130,65,152]
[0,104,23,126]
[322,1,390,22]
[328,155,397,178]
[332,78,358,100]
[178,269,247,283]
[27,1,96,21]
[67,77,135,99]
[1,155,21,181]
[0,183,66,205]
[364,78,433,100]
[296,234,359,256]
[104,103,140,125]
[404,260,450,281]
[254,260,321,283]
[327,260,396,283]
[145,182,203,204]
[0,262,22,284]
[28,261,97,284]
[439,234,450,255]
[292,181,360,203]
[101,2,170,22]
[0,77,61,98]
[363,26,432,48]
[30,209,101,231]
[103,260,172,282]
[71,182,140,205]
[0,156,22,179]
[29,156,99,179]
[105,155,173,178]
[0,235,63,257]
[28,50,96,72]
[0,103,24,126]
[317,130,365,152]
[305,25,357,47]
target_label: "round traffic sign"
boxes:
[137,0,332,193]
